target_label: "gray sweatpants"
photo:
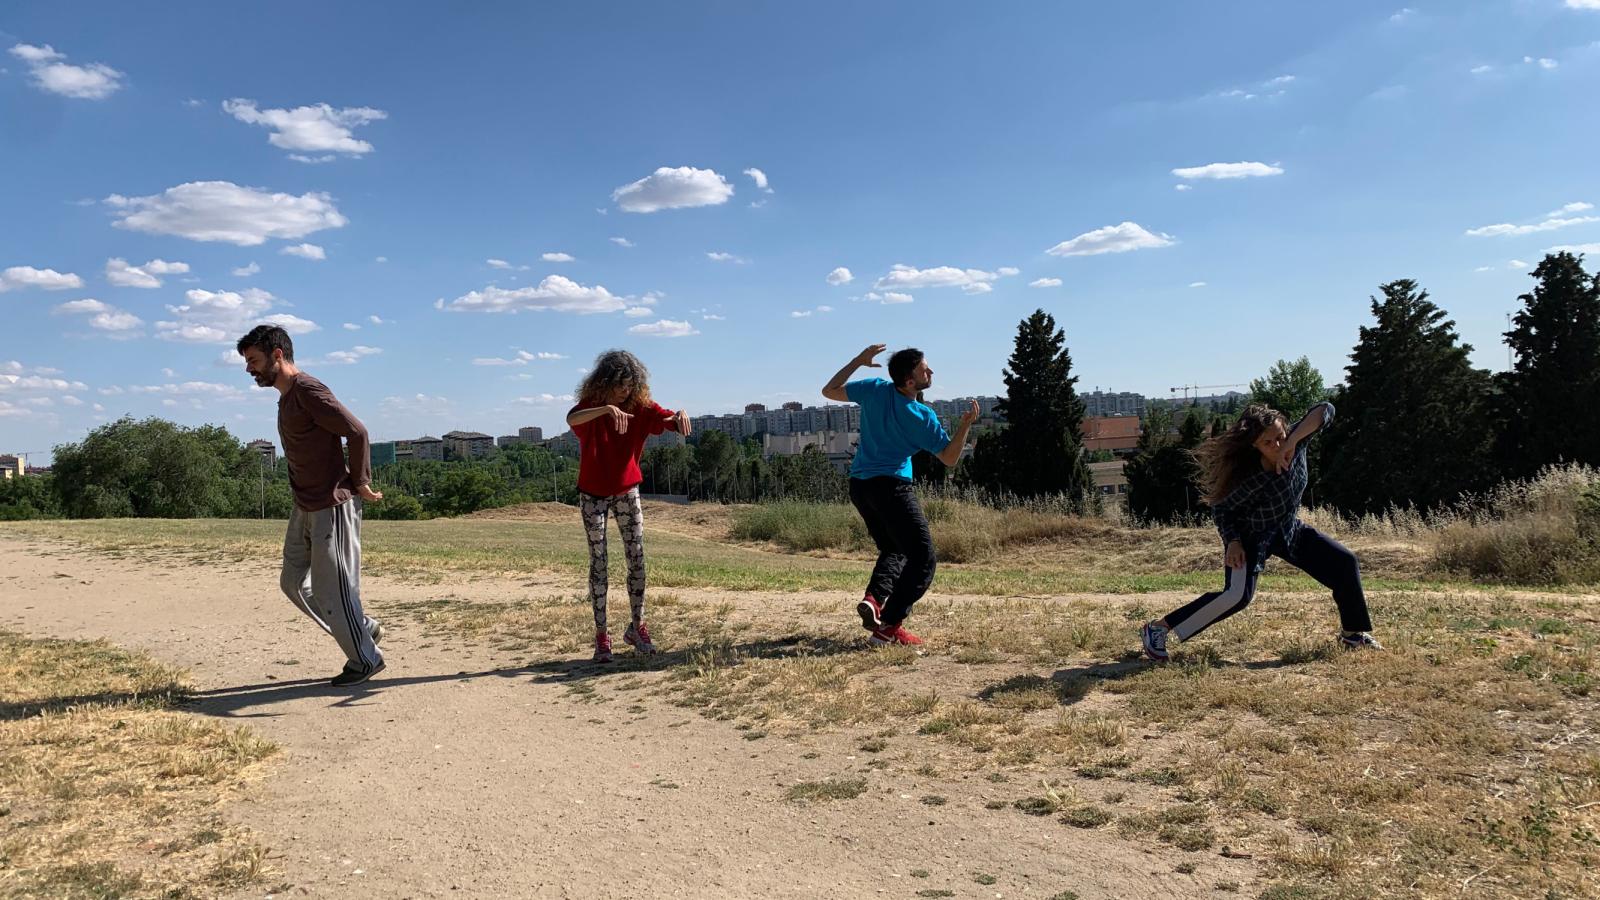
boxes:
[281,498,383,672]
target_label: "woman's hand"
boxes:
[673,409,692,435]
[1225,540,1246,570]
[1275,440,1297,473]
[608,405,633,434]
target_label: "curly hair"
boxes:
[576,349,653,411]
[1193,403,1285,506]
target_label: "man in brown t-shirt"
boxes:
[237,325,386,686]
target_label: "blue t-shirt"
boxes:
[845,378,951,481]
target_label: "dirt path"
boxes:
[0,536,1256,899]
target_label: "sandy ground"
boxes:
[0,535,1258,900]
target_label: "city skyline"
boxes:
[4,2,1598,461]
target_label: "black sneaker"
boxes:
[368,618,385,645]
[330,659,386,686]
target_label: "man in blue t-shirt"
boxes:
[822,344,978,647]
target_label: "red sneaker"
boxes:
[856,594,884,630]
[869,624,924,648]
[623,620,657,654]
[593,629,613,663]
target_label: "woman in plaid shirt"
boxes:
[1140,401,1381,661]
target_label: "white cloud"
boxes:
[997,267,1020,277]
[54,298,143,334]
[1567,0,1600,8]
[1212,73,1295,101]
[281,243,326,260]
[128,381,249,404]
[702,313,727,320]
[474,350,554,366]
[1029,278,1062,288]
[628,319,698,338]
[743,168,773,193]
[53,298,110,314]
[368,315,387,325]
[154,287,317,343]
[535,351,566,359]
[542,252,574,262]
[375,256,388,263]
[1509,259,1529,268]
[1390,8,1415,23]
[511,393,577,406]
[89,310,144,332]
[791,310,813,318]
[1470,64,1495,75]
[1466,203,1598,237]
[1174,184,1193,192]
[105,257,188,288]
[1172,161,1284,180]
[8,43,123,100]
[706,251,747,263]
[873,264,1013,291]
[321,345,381,365]
[611,166,733,213]
[610,237,634,248]
[861,291,914,305]
[1524,56,1559,69]
[826,267,854,286]
[222,99,386,157]
[343,322,361,331]
[288,154,336,164]
[443,276,629,315]
[232,262,260,277]
[1046,222,1175,257]
[0,266,84,292]
[486,258,523,270]
[623,306,653,317]
[1474,266,1496,273]
[106,181,347,246]
[1547,243,1600,255]
[1189,281,1208,288]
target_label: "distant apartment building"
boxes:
[392,439,415,461]
[781,401,803,411]
[544,430,580,456]
[369,441,397,466]
[1080,416,1142,456]
[1082,390,1147,419]
[0,453,25,480]
[643,430,687,451]
[245,439,276,466]
[1088,460,1129,500]
[412,436,444,461]
[518,425,543,443]
[744,403,766,414]
[762,431,859,472]
[443,430,495,460]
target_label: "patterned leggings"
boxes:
[579,486,647,630]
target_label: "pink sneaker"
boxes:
[623,621,658,654]
[593,629,613,663]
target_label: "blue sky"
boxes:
[3,1,1599,458]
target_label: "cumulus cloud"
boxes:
[321,345,381,365]
[706,251,747,263]
[1172,161,1284,180]
[623,306,653,317]
[232,262,260,277]
[154,287,317,344]
[610,237,634,248]
[826,267,854,286]
[106,257,189,288]
[1524,56,1559,70]
[442,276,629,315]
[473,349,566,366]
[1029,278,1062,288]
[280,243,326,260]
[222,99,386,157]
[872,264,1014,292]
[368,315,387,325]
[511,393,577,406]
[1046,222,1175,257]
[1212,73,1296,101]
[105,181,347,246]
[0,266,83,292]
[486,258,528,270]
[1190,281,1208,288]
[54,298,144,334]
[8,43,124,99]
[542,252,574,262]
[1547,243,1600,255]
[1466,202,1598,237]
[611,166,733,212]
[860,291,914,305]
[743,168,773,192]
[628,319,698,337]
[53,298,110,314]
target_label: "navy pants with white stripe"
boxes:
[281,498,383,672]
[1165,525,1372,642]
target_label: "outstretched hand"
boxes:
[854,344,887,368]
[672,409,692,436]
[356,484,384,502]
[959,399,979,427]
[609,405,634,434]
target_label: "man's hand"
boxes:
[673,409,692,436]
[1224,540,1245,570]
[357,484,384,502]
[854,344,887,368]
[608,405,634,434]
[959,399,979,428]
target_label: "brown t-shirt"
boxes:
[278,372,371,512]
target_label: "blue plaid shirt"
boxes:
[1209,402,1333,570]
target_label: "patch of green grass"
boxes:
[973,872,997,885]
[1060,805,1113,828]
[784,778,867,802]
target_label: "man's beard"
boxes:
[251,361,279,387]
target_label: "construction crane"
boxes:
[1168,383,1247,403]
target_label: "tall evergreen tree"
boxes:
[1318,280,1495,515]
[1125,408,1204,524]
[1495,252,1600,475]
[990,309,1093,502]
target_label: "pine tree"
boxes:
[1125,408,1204,523]
[1495,252,1600,476]
[1318,280,1495,515]
[990,310,1093,503]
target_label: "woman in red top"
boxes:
[566,350,691,662]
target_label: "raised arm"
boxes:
[567,404,634,434]
[822,343,886,402]
[1276,401,1334,471]
[936,400,979,467]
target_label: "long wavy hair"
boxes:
[576,349,653,411]
[1194,403,1286,505]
